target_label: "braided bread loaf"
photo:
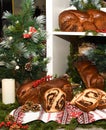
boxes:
[75,60,104,90]
[59,9,106,32]
[17,76,73,112]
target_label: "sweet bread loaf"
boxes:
[59,10,88,31]
[75,60,104,90]
[17,76,73,107]
[39,87,66,112]
[38,76,73,102]
[59,9,106,32]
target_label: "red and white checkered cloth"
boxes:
[10,102,106,124]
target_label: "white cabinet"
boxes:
[46,0,106,76]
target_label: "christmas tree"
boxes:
[0,0,48,84]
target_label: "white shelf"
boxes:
[53,31,106,36]
[46,0,106,77]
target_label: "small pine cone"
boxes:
[25,62,32,71]
[21,104,30,112]
[25,101,34,108]
[5,115,15,122]
[31,104,40,112]
[21,101,34,112]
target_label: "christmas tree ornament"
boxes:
[15,65,20,70]
[25,62,32,71]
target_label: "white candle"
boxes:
[2,79,15,104]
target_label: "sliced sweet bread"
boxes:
[96,89,106,109]
[41,87,66,112]
[74,88,101,112]
[75,97,98,112]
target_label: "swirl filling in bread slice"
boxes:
[42,88,66,112]
[74,88,101,112]
[70,88,106,111]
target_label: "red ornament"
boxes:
[29,26,37,33]
[23,26,37,39]
[23,33,31,38]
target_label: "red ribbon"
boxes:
[96,29,106,33]
[23,26,37,38]
[32,75,52,88]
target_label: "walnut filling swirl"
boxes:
[47,89,59,109]
[84,91,99,98]
[78,100,93,107]
[55,94,66,111]
[44,88,66,112]
[74,88,102,112]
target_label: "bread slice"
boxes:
[41,87,66,112]
[75,88,101,112]
[96,89,106,109]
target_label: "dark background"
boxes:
[0,0,13,37]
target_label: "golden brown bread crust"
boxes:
[83,21,97,31]
[59,9,106,32]
[75,60,104,90]
[59,10,84,31]
[87,9,106,19]
[87,9,106,30]
[16,81,40,105]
